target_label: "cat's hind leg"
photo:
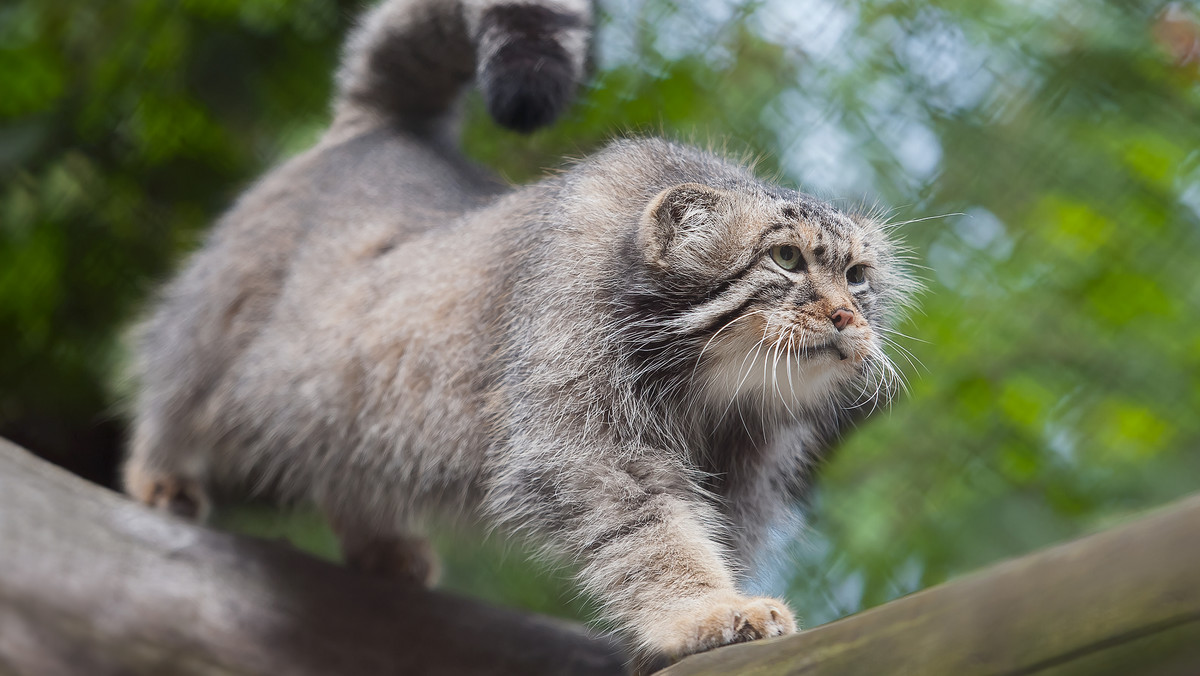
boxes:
[123,417,213,521]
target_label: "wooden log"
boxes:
[5,432,1199,676]
[663,492,1200,675]
[0,438,628,676]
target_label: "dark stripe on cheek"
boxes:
[691,278,792,336]
[691,293,760,337]
[788,281,816,307]
[701,256,765,302]
[760,281,791,301]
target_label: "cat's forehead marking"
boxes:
[811,228,828,260]
[817,229,847,268]
[780,216,838,266]
[781,197,850,232]
[758,197,864,267]
[755,220,799,247]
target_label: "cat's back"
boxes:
[212,125,502,269]
[135,126,505,415]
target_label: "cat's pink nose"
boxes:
[830,308,854,331]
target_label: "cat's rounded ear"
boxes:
[639,183,726,270]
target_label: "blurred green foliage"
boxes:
[2,0,1198,626]
[0,0,359,480]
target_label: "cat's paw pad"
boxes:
[663,595,797,659]
[126,468,211,521]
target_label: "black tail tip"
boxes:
[476,4,588,134]
[480,42,578,134]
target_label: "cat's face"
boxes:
[637,183,917,412]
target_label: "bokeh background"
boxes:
[3,0,1199,627]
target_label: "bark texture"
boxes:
[0,438,628,676]
[4,435,1199,676]
[663,492,1200,676]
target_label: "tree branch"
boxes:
[0,438,628,676]
[5,434,1199,676]
[663,491,1200,675]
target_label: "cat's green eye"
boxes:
[846,264,868,285]
[770,245,804,271]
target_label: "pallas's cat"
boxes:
[124,0,918,663]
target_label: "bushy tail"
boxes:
[334,0,593,136]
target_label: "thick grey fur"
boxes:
[124,0,918,664]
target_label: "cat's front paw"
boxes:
[655,593,797,660]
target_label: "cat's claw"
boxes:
[655,593,798,661]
